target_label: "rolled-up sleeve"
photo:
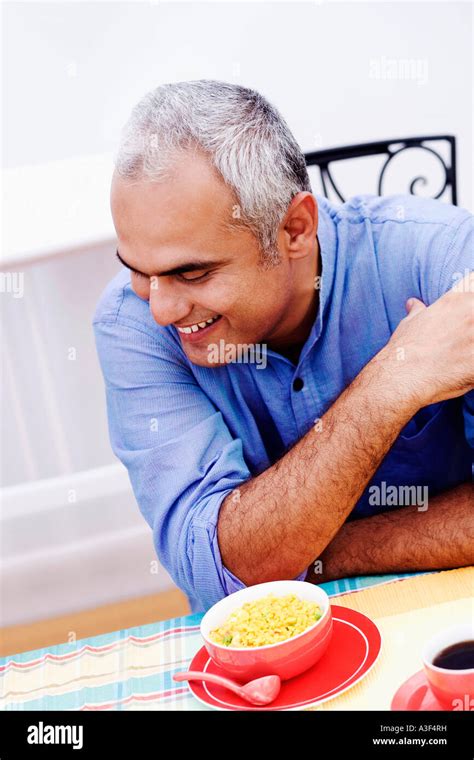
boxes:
[92,317,253,612]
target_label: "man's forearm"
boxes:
[305,482,474,584]
[218,349,421,586]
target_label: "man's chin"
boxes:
[181,344,227,369]
[181,334,269,370]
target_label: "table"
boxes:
[1,568,472,711]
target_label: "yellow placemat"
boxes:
[308,567,473,711]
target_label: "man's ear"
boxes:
[281,192,318,260]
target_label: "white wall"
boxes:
[0,244,175,625]
[1,463,174,626]
[3,1,472,208]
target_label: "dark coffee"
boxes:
[432,640,474,670]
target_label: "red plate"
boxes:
[391,670,447,711]
[186,605,381,710]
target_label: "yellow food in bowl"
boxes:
[209,593,323,647]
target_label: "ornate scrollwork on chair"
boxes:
[304,136,457,205]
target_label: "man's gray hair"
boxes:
[115,80,312,264]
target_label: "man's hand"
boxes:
[377,270,474,405]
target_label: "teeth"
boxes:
[177,315,220,334]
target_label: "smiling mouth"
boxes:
[176,315,222,334]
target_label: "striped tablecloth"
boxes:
[0,570,456,711]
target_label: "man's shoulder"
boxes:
[333,193,471,230]
[92,268,182,353]
[330,194,472,306]
[92,268,154,331]
[92,268,131,324]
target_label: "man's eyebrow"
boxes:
[115,249,227,277]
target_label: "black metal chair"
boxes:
[304,135,457,205]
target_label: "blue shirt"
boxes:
[92,194,474,613]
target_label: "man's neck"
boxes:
[268,237,321,365]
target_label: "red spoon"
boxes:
[173,670,281,705]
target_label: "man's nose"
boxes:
[148,280,191,327]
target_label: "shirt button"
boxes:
[293,377,304,392]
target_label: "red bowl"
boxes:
[200,580,333,682]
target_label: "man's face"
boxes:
[111,150,317,368]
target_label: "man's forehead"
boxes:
[112,150,233,207]
[116,179,237,239]
[111,162,246,251]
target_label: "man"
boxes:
[93,80,473,613]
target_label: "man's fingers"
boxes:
[405,297,427,318]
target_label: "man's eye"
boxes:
[178,271,210,283]
[132,270,210,283]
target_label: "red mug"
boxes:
[421,624,474,710]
